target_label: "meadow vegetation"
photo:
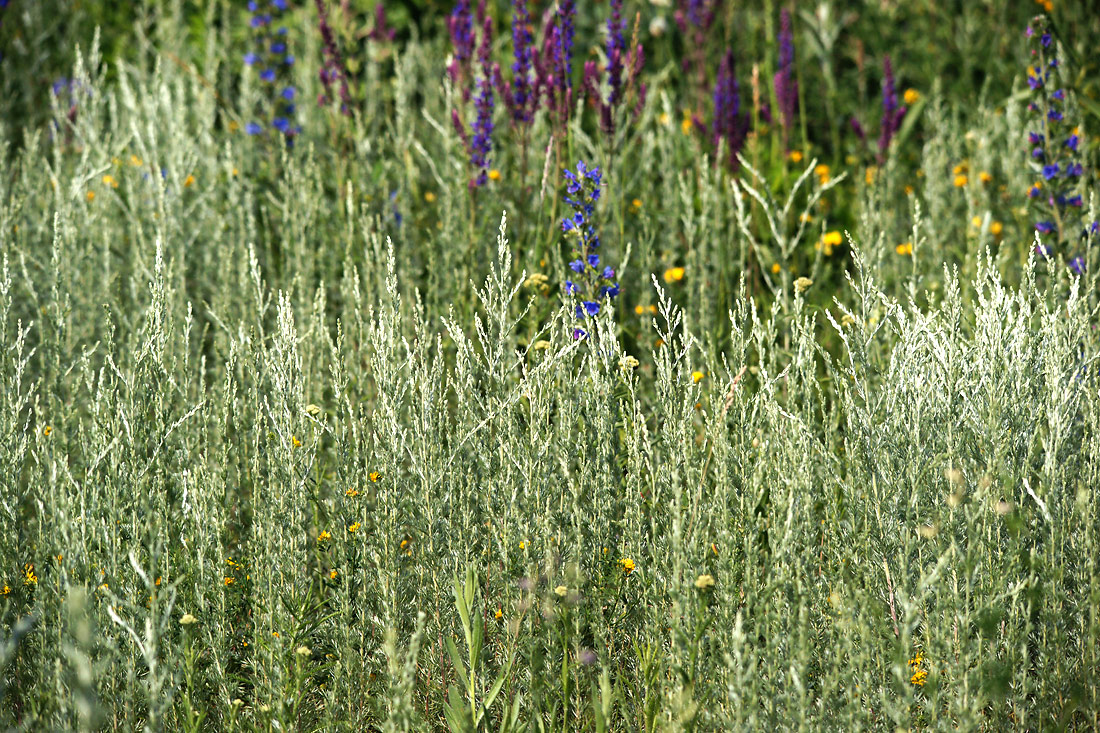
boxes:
[1,0,1099,729]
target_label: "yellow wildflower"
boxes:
[272,631,280,638]
[155,577,162,586]
[694,573,715,590]
[978,171,992,184]
[554,585,568,597]
[630,198,642,213]
[991,221,1003,236]
[618,558,635,575]
[424,191,437,203]
[865,167,877,185]
[519,541,526,549]
[908,652,928,686]
[794,277,813,294]
[292,435,302,448]
[86,191,95,202]
[369,471,382,482]
[814,164,830,184]
[184,175,195,188]
[103,174,119,189]
[43,426,52,437]
[771,262,781,275]
[348,522,361,533]
[903,88,920,105]
[691,371,705,384]
[317,531,332,543]
[494,607,503,620]
[904,184,915,195]
[329,569,338,579]
[130,155,143,167]
[1,585,10,595]
[634,304,645,315]
[953,174,968,188]
[488,169,501,182]
[180,613,198,625]
[896,242,913,256]
[658,112,670,126]
[663,266,685,283]
[228,120,240,133]
[952,162,968,175]
[224,577,235,586]
[23,564,37,586]
[971,216,983,229]
[345,488,359,497]
[788,150,803,163]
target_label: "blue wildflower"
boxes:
[569,259,585,273]
[1042,163,1060,180]
[246,121,263,134]
[587,253,600,268]
[1036,221,1054,234]
[1066,134,1079,151]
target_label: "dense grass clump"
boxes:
[1,0,1099,730]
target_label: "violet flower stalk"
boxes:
[502,0,535,124]
[773,8,798,149]
[453,3,495,188]
[877,55,906,161]
[712,50,750,170]
[585,1,644,138]
[315,0,351,115]
[447,0,474,94]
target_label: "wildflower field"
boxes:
[3,0,1100,729]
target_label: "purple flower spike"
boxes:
[712,50,750,170]
[773,8,798,149]
[877,55,906,161]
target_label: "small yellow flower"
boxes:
[369,471,382,482]
[814,164,830,184]
[102,174,119,189]
[788,150,803,163]
[180,613,198,625]
[55,554,63,563]
[130,155,143,167]
[953,174,968,188]
[799,213,813,223]
[519,541,526,549]
[952,162,968,175]
[348,522,361,533]
[317,530,332,543]
[43,426,52,437]
[971,216,983,229]
[86,191,96,202]
[184,174,196,188]
[488,169,501,182]
[691,371,705,384]
[823,231,843,247]
[978,171,992,184]
[424,191,437,203]
[896,242,913,256]
[292,435,302,448]
[23,564,37,586]
[663,266,685,283]
[155,576,162,586]
[231,167,239,177]
[794,277,813,294]
[991,221,1003,236]
[694,573,715,590]
[904,184,915,195]
[1,585,10,596]
[908,652,928,686]
[620,355,640,371]
[634,304,645,315]
[224,577,235,586]
[272,631,280,638]
[903,88,920,105]
[770,262,782,275]
[494,607,503,620]
[630,198,642,213]
[345,488,359,497]
[681,115,694,135]
[329,569,338,579]
[554,585,568,597]
[658,112,670,126]
[618,557,635,574]
[228,120,240,133]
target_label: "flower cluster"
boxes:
[773,8,798,149]
[243,1,300,142]
[1024,15,1092,267]
[561,161,619,339]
